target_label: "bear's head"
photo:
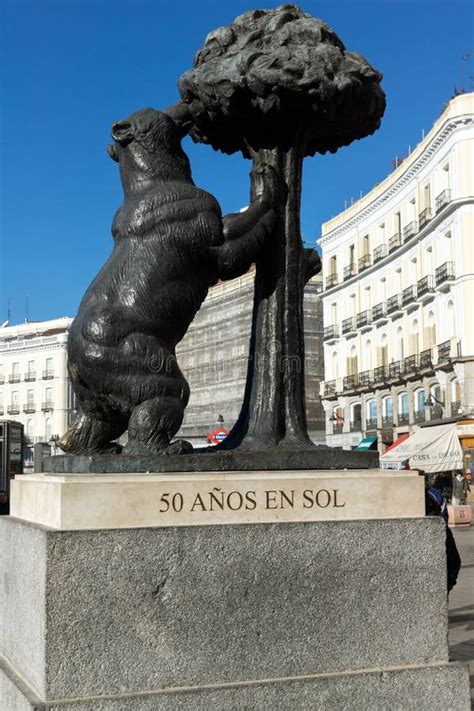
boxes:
[107,107,193,192]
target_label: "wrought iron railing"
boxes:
[437,340,451,361]
[403,354,419,374]
[403,221,418,241]
[24,372,36,381]
[343,264,357,281]
[326,272,338,288]
[342,317,356,334]
[388,361,401,379]
[323,325,339,340]
[418,207,432,228]
[366,417,378,430]
[402,285,417,306]
[373,244,387,263]
[414,409,426,423]
[417,275,434,298]
[41,401,54,411]
[7,406,20,415]
[435,262,455,285]
[419,348,433,369]
[8,375,20,383]
[373,365,388,382]
[435,189,451,213]
[323,380,337,397]
[372,302,386,321]
[343,374,358,390]
[388,233,401,253]
[356,310,372,328]
[358,254,371,271]
[386,295,401,314]
[42,370,54,380]
[358,370,372,388]
[23,403,36,413]
[350,419,362,432]
[451,400,461,416]
[398,412,410,425]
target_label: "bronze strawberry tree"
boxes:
[179,4,386,450]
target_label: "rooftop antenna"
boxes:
[25,294,29,323]
[460,51,473,92]
[7,298,11,322]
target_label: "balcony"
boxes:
[419,348,433,370]
[23,403,36,413]
[356,310,372,329]
[401,285,417,307]
[343,264,357,281]
[388,232,401,253]
[343,374,358,391]
[373,365,388,382]
[382,416,394,428]
[41,401,54,411]
[350,419,362,432]
[435,262,455,287]
[24,372,36,382]
[435,189,451,213]
[358,254,371,272]
[386,294,401,315]
[332,420,344,434]
[0,377,4,385]
[418,207,432,229]
[7,406,20,415]
[326,272,338,289]
[372,302,387,322]
[373,244,387,263]
[342,317,356,335]
[437,340,452,362]
[398,412,410,426]
[42,370,54,380]
[323,380,337,397]
[388,361,401,380]
[323,325,339,341]
[358,370,373,388]
[414,409,426,423]
[366,417,378,431]
[403,221,418,242]
[8,375,21,383]
[429,405,444,421]
[417,276,435,300]
[451,400,461,416]
[403,354,419,375]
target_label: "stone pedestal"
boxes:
[1,471,470,710]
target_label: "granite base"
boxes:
[0,513,470,709]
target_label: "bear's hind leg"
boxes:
[123,396,192,456]
[58,413,127,455]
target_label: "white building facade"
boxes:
[319,93,474,451]
[0,318,75,466]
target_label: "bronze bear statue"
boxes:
[58,105,277,456]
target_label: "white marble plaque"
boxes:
[9,469,424,530]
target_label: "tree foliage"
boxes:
[179,3,386,157]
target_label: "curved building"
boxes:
[318,93,474,450]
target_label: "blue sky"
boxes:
[1,0,472,324]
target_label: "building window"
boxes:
[415,388,426,415]
[367,399,377,427]
[383,396,393,421]
[399,392,409,415]
[350,403,362,430]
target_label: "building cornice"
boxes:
[321,197,473,297]
[318,112,474,247]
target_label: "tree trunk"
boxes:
[221,137,314,450]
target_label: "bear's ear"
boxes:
[111,120,134,145]
[107,144,119,162]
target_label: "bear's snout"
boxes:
[111,120,134,146]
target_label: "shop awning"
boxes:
[380,434,410,470]
[356,436,378,451]
[380,424,463,473]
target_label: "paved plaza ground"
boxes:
[449,511,474,704]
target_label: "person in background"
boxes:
[425,483,461,593]
[452,471,470,506]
